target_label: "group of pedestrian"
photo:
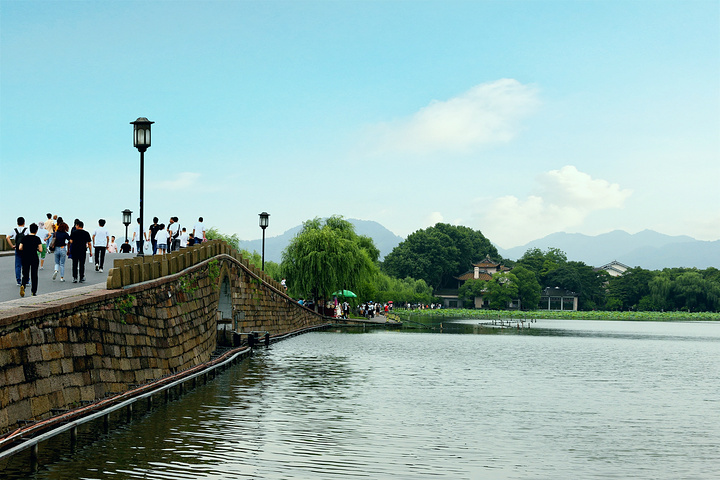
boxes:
[357,302,393,318]
[129,216,206,256]
[7,215,95,296]
[7,213,209,298]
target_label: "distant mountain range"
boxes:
[238,219,404,264]
[239,221,718,271]
[496,230,720,270]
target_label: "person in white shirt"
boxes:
[192,217,206,245]
[179,228,189,248]
[92,219,110,272]
[108,236,118,253]
[168,217,180,252]
[131,218,143,254]
[36,221,50,270]
[156,224,169,255]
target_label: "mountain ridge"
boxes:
[238,220,717,271]
[237,219,404,263]
[496,230,718,270]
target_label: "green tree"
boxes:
[205,227,281,280]
[546,261,607,310]
[649,273,673,310]
[382,223,498,290]
[673,271,708,311]
[607,267,654,310]
[205,227,240,250]
[517,247,568,285]
[484,272,519,310]
[281,216,377,307]
[372,273,435,305]
[458,278,487,307]
[511,265,541,310]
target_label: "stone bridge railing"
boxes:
[105,239,283,292]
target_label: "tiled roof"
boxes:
[455,271,493,281]
[456,272,475,281]
[473,254,501,268]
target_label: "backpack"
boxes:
[14,227,27,251]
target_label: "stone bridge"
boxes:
[0,241,326,434]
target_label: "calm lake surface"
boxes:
[7,319,720,479]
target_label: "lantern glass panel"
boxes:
[259,213,270,228]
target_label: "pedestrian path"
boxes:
[0,252,127,304]
[0,283,107,318]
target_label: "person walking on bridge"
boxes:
[7,217,28,286]
[148,217,162,255]
[52,221,70,282]
[18,223,43,297]
[192,217,206,244]
[69,220,92,283]
[92,219,110,272]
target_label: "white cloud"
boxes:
[538,166,631,210]
[424,211,444,228]
[369,79,540,154]
[479,166,633,248]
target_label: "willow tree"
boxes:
[281,216,377,306]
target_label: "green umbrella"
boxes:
[332,289,357,298]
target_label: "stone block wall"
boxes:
[105,240,285,295]
[0,249,324,434]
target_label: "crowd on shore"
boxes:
[6,213,208,298]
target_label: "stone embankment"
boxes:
[0,241,324,434]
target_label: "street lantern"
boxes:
[130,117,154,256]
[259,212,270,229]
[122,209,132,243]
[259,212,270,271]
[131,117,153,152]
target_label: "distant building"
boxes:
[436,256,514,309]
[455,255,511,283]
[597,260,630,277]
[539,287,578,311]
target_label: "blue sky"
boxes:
[1,0,718,249]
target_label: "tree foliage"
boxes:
[382,223,499,290]
[371,273,436,305]
[280,216,378,303]
[517,247,567,284]
[607,267,720,312]
[458,279,487,307]
[511,265,542,310]
[484,272,519,310]
[205,227,281,280]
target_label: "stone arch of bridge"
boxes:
[216,262,234,344]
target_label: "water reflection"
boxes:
[5,320,720,479]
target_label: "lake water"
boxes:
[6,319,720,479]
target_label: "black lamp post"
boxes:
[130,117,153,257]
[259,212,270,271]
[122,209,132,243]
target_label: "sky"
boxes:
[1,0,718,249]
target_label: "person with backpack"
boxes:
[7,217,28,286]
[18,223,43,297]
